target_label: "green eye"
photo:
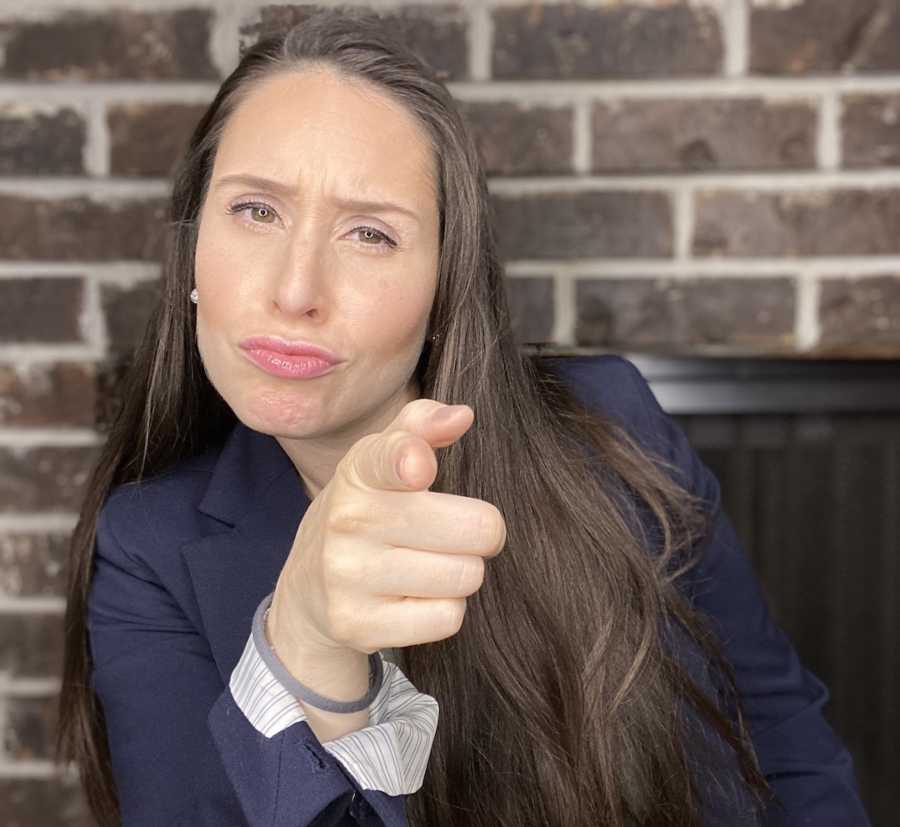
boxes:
[228,201,279,225]
[250,205,275,223]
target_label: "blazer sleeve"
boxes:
[229,610,438,797]
[620,358,872,826]
[87,493,411,827]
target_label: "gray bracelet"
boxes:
[252,590,383,714]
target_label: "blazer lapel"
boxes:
[179,421,311,685]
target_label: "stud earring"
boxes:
[190,288,199,304]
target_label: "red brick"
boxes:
[817,274,900,356]
[0,363,96,428]
[0,776,91,827]
[459,101,573,175]
[0,8,218,80]
[591,98,817,173]
[100,280,160,355]
[491,191,673,260]
[0,104,85,175]
[0,278,84,344]
[0,445,100,512]
[750,0,900,75]
[0,614,64,677]
[693,189,900,257]
[0,196,167,261]
[108,102,209,177]
[240,4,469,81]
[504,276,555,344]
[842,94,900,169]
[0,532,70,597]
[575,276,795,353]
[2,695,58,760]
[492,4,723,80]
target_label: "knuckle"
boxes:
[321,548,357,586]
[340,434,378,481]
[327,503,368,536]
[445,599,467,635]
[325,601,355,645]
[478,503,507,552]
[385,429,412,464]
[456,556,484,595]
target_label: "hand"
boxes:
[269,399,506,665]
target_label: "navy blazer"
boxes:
[86,354,871,826]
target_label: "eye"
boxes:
[226,200,280,227]
[226,200,398,252]
[351,226,397,251]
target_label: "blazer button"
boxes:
[349,791,370,820]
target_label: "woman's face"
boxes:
[194,67,440,442]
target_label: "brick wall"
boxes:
[0,1,898,823]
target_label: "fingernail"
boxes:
[432,405,465,425]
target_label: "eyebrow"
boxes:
[213,173,421,224]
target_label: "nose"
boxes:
[271,223,332,320]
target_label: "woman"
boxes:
[55,9,870,827]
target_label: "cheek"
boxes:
[342,272,435,346]
[194,226,254,324]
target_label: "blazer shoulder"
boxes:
[546,353,657,442]
[546,353,717,506]
[99,444,222,556]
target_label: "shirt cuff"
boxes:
[229,628,439,796]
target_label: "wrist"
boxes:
[265,590,371,702]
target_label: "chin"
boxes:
[232,391,325,438]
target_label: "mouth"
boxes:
[238,335,342,364]
[239,346,341,380]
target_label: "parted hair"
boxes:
[56,9,773,826]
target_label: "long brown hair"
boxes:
[56,10,773,826]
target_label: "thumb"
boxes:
[348,400,473,492]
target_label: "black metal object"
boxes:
[626,354,900,414]
[627,353,899,826]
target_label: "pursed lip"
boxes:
[238,335,343,365]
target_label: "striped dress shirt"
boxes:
[228,600,439,797]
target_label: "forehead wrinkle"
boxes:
[212,71,437,226]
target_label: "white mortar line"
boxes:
[553,273,576,345]
[672,187,694,261]
[1,677,62,696]
[0,179,170,197]
[0,428,103,446]
[0,262,160,280]
[15,0,545,9]
[4,76,900,104]
[488,169,900,191]
[505,259,900,275]
[795,273,821,351]
[1,261,896,284]
[0,514,79,531]
[0,761,71,778]
[572,100,593,175]
[447,77,900,100]
[818,91,841,171]
[0,596,66,612]
[82,92,109,178]
[7,169,900,197]
[467,2,492,82]
[0,345,102,362]
[0,83,220,103]
[719,0,749,78]
[208,0,242,80]
[81,277,105,351]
